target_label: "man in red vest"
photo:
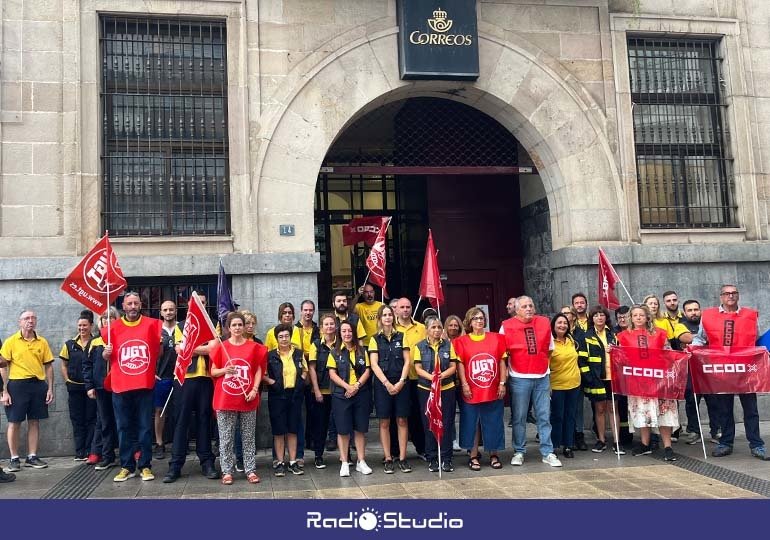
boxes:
[102,292,163,481]
[500,296,562,467]
[692,284,768,460]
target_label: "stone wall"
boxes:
[520,198,554,314]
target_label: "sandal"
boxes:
[490,455,502,469]
[247,472,260,484]
[468,455,481,471]
[221,473,233,485]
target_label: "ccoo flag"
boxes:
[365,217,391,297]
[175,292,218,384]
[597,248,621,310]
[610,345,690,400]
[418,229,444,309]
[342,216,389,246]
[689,346,770,394]
[61,233,127,312]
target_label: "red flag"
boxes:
[689,347,770,394]
[418,229,444,309]
[425,355,444,444]
[365,217,390,297]
[597,248,621,310]
[610,346,689,399]
[175,292,218,384]
[342,216,389,246]
[61,233,127,312]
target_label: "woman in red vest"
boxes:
[619,305,679,461]
[210,312,267,485]
[454,307,507,471]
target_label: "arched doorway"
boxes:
[315,97,541,328]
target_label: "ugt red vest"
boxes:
[501,315,551,375]
[617,327,668,349]
[453,333,507,404]
[103,316,162,393]
[210,340,267,413]
[701,307,758,349]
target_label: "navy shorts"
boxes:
[5,379,48,423]
[331,388,371,435]
[373,378,410,419]
[458,398,504,452]
[268,390,304,436]
[153,379,173,408]
[588,380,613,404]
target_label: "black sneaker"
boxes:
[7,458,21,472]
[671,428,681,443]
[664,447,677,462]
[441,460,454,473]
[274,462,286,477]
[152,444,165,460]
[591,441,607,453]
[574,432,588,451]
[0,469,16,483]
[287,462,304,475]
[632,444,652,456]
[325,439,337,451]
[95,459,116,471]
[74,453,87,462]
[24,456,48,469]
[314,456,326,469]
[613,445,626,456]
[235,459,245,473]
[428,459,439,472]
[383,459,395,474]
[397,459,412,473]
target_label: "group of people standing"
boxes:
[0,282,766,486]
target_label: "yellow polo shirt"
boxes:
[265,326,303,351]
[327,346,370,386]
[412,340,457,391]
[355,301,383,343]
[396,319,426,380]
[1,332,54,381]
[279,347,307,390]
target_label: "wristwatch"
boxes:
[399,378,407,383]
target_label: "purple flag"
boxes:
[217,260,238,327]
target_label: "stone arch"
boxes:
[254,25,624,253]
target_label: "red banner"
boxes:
[610,346,689,399]
[689,347,770,394]
[175,292,218,384]
[365,217,390,296]
[597,248,621,310]
[61,233,127,312]
[342,216,389,246]
[425,358,443,445]
[418,229,444,309]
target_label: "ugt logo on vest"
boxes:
[223,358,251,396]
[469,352,497,388]
[118,339,151,375]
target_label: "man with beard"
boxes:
[571,293,590,451]
[154,300,180,460]
[355,283,384,346]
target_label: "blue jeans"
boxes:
[112,389,154,471]
[550,386,580,449]
[509,375,554,456]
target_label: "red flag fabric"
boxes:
[365,217,390,296]
[689,346,770,394]
[175,292,218,384]
[425,355,444,444]
[418,229,444,309]
[610,345,689,399]
[597,248,621,310]
[61,233,127,312]
[342,216,389,246]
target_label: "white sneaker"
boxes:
[542,453,563,467]
[510,452,524,466]
[356,460,373,475]
[339,462,350,477]
[452,439,462,452]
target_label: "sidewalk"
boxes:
[2,422,768,500]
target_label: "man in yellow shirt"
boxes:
[0,310,55,472]
[394,297,427,460]
[354,283,384,345]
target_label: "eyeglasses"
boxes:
[721,291,739,297]
[471,316,485,322]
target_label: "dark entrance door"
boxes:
[426,175,523,329]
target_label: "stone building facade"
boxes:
[1,0,769,454]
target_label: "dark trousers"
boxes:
[308,394,332,458]
[418,388,455,462]
[551,387,580,449]
[684,373,722,436]
[716,393,765,449]
[169,378,214,474]
[66,384,97,457]
[112,389,154,471]
[407,380,425,455]
[95,389,117,461]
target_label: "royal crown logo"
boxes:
[427,7,453,33]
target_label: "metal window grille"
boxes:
[628,37,736,228]
[100,17,230,236]
[119,279,217,320]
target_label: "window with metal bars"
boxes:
[100,17,230,236]
[628,37,736,228]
